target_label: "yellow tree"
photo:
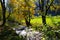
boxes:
[22,0,36,27]
[15,0,36,27]
[8,0,36,26]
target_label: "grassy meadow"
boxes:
[22,16,60,27]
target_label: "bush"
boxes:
[0,26,20,40]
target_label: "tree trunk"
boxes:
[25,18,31,27]
[42,15,46,25]
[0,0,6,26]
[41,0,54,25]
[41,0,46,25]
[28,7,30,26]
[2,7,6,26]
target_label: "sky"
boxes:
[5,0,9,7]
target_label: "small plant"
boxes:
[42,25,58,40]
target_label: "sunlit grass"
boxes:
[31,16,53,26]
[22,16,60,26]
[31,16,42,25]
[31,16,60,26]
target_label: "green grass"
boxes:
[31,16,60,26]
[30,16,53,26]
[22,16,60,26]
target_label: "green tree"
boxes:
[40,0,55,25]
